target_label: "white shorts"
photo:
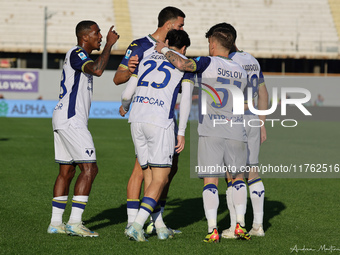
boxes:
[197,136,247,178]
[131,122,174,169]
[245,115,260,166]
[54,125,96,164]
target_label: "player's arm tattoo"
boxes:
[164,51,196,72]
[93,45,112,73]
[84,44,112,76]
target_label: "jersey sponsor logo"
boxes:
[125,49,132,59]
[132,95,164,107]
[78,52,87,60]
[54,103,63,110]
[208,114,243,122]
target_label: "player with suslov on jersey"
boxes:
[120,29,193,242]
[114,6,185,236]
[205,23,268,239]
[155,26,249,242]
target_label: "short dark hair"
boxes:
[205,22,237,42]
[76,20,97,37]
[211,28,235,50]
[166,30,191,49]
[158,6,185,27]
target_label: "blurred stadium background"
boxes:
[0,0,339,108]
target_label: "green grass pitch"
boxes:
[0,118,339,254]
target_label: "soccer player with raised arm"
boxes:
[113,6,185,235]
[205,23,268,239]
[48,20,119,237]
[155,27,249,242]
[120,30,193,242]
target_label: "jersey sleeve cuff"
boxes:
[178,130,185,136]
[81,60,94,72]
[189,59,197,72]
[182,79,195,85]
[119,63,128,70]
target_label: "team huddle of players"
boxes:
[47,6,268,243]
[117,6,268,242]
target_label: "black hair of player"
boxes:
[158,6,186,27]
[205,22,237,42]
[76,20,97,38]
[166,30,191,49]
[211,28,235,50]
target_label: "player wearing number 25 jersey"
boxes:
[116,7,186,237]
[122,49,193,167]
[121,30,192,242]
[127,53,193,131]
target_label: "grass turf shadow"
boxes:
[85,195,285,233]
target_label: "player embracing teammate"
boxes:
[156,22,268,242]
[115,6,186,239]
[120,29,193,242]
[205,23,268,239]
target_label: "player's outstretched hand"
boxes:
[107,25,120,46]
[128,55,139,74]
[119,105,127,117]
[175,135,185,153]
[155,39,169,54]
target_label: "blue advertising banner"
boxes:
[90,101,129,119]
[0,99,129,119]
[0,70,39,92]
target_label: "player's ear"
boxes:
[211,39,218,50]
[209,40,214,50]
[180,46,187,55]
[82,33,89,42]
[165,20,172,31]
